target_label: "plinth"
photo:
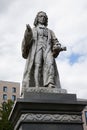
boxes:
[9,88,86,130]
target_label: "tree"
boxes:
[0,100,14,130]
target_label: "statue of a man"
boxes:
[21,11,66,93]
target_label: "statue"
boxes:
[21,11,66,94]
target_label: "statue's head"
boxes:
[34,11,48,27]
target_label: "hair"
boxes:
[34,11,48,27]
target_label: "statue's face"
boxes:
[37,12,46,25]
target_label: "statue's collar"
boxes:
[37,24,46,29]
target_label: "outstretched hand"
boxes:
[26,24,32,32]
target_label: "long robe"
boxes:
[21,26,61,92]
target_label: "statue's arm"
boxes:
[50,30,61,58]
[51,30,66,58]
[22,24,33,59]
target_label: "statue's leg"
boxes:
[43,51,55,88]
[34,49,43,87]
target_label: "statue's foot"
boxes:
[48,83,55,88]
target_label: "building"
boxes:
[0,80,20,105]
[82,106,87,130]
[78,98,87,130]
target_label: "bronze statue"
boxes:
[21,11,66,94]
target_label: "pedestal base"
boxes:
[19,123,83,130]
[9,92,86,130]
[22,87,67,98]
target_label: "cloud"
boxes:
[0,0,87,99]
[0,0,13,13]
[57,55,87,99]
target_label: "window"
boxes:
[3,86,7,92]
[12,95,16,101]
[3,94,7,100]
[12,87,16,93]
[85,111,87,124]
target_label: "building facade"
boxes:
[82,106,87,130]
[0,80,20,105]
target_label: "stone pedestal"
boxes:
[9,89,86,130]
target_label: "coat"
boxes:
[21,26,61,92]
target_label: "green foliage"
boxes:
[0,100,14,130]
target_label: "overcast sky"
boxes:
[0,0,87,99]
